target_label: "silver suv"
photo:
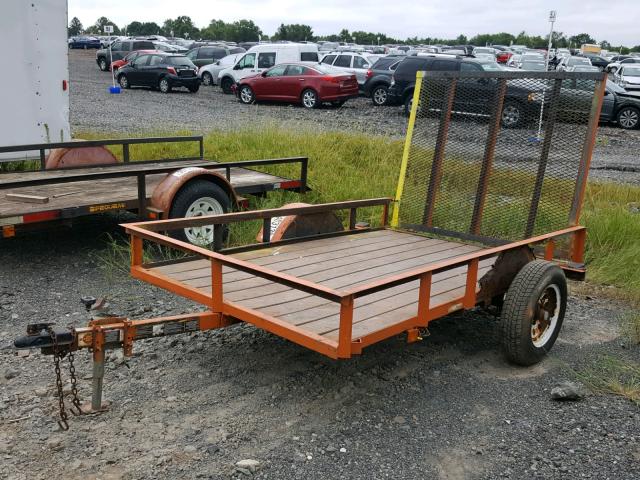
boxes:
[320,51,381,86]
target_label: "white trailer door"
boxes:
[0,0,70,158]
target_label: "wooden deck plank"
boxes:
[324,285,470,342]
[151,230,394,277]
[220,238,456,294]
[274,258,496,327]
[223,242,482,307]
[175,235,441,286]
[0,166,289,218]
[315,265,492,337]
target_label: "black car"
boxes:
[387,56,542,127]
[116,53,200,93]
[362,56,403,106]
[576,54,609,71]
[599,81,640,129]
[96,39,155,71]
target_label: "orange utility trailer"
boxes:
[15,70,606,429]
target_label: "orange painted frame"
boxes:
[124,201,586,360]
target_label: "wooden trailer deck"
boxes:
[0,159,297,221]
[147,229,498,343]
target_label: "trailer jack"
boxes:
[14,304,236,430]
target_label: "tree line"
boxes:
[68,16,640,53]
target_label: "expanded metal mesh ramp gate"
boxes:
[392,70,606,246]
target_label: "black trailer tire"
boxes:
[500,260,567,366]
[169,180,231,246]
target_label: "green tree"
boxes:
[272,23,314,42]
[599,40,611,49]
[162,16,199,39]
[339,29,351,42]
[90,16,120,35]
[569,33,596,47]
[68,17,83,36]
[226,20,263,42]
[201,19,228,40]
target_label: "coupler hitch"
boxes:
[14,301,235,430]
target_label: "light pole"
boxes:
[545,10,556,71]
[533,10,556,142]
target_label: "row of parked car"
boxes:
[94,41,640,130]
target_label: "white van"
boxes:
[218,43,319,93]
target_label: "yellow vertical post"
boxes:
[391,72,424,228]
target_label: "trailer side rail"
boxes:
[123,200,585,359]
[0,135,204,169]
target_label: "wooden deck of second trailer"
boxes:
[147,229,498,343]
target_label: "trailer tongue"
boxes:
[15,70,606,430]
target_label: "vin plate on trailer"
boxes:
[89,202,127,213]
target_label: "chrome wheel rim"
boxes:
[302,91,316,108]
[160,79,169,92]
[100,59,107,70]
[119,76,128,88]
[183,196,223,245]
[619,109,638,128]
[373,87,387,105]
[531,284,560,347]
[240,87,253,103]
[202,73,212,85]
[502,105,520,126]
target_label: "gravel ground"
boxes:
[0,50,638,480]
[0,219,639,480]
[69,50,640,185]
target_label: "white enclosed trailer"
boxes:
[0,0,70,158]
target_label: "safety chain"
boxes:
[68,349,82,415]
[48,327,69,431]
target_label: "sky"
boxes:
[69,0,639,46]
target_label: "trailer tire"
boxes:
[169,180,231,246]
[500,260,567,366]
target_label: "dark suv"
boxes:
[387,55,542,127]
[116,53,200,93]
[362,56,403,106]
[96,39,155,71]
[186,45,246,67]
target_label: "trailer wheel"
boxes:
[500,260,567,366]
[169,180,231,246]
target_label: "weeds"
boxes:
[73,127,639,301]
[575,355,640,405]
[91,233,188,282]
[620,312,640,345]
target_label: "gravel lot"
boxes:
[1,220,639,480]
[0,50,638,480]
[69,50,640,185]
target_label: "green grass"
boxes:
[574,355,640,405]
[621,312,640,345]
[75,127,640,301]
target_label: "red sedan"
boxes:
[110,50,161,72]
[236,63,359,108]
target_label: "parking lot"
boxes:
[1,49,639,480]
[70,50,640,185]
